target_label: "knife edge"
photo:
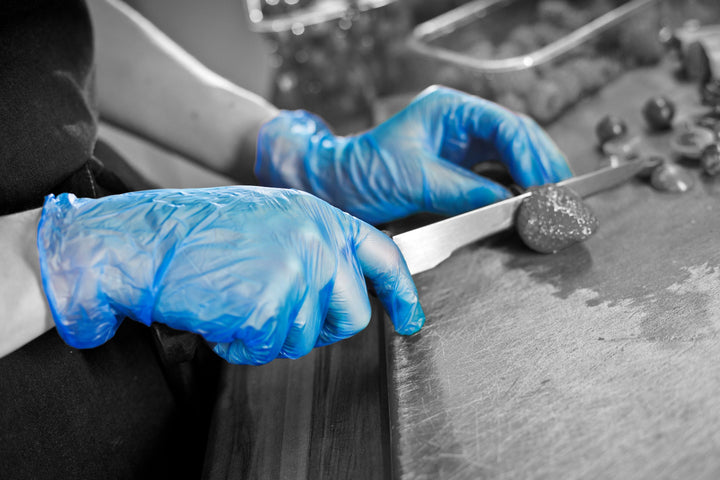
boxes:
[394,160,649,275]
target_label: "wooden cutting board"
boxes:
[386,65,720,480]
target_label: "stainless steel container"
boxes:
[245,0,412,129]
[405,0,666,123]
[245,0,397,32]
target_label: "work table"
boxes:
[203,64,720,479]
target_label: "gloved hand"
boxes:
[256,86,573,225]
[37,186,424,365]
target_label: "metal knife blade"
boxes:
[393,159,652,275]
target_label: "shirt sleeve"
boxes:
[0,0,98,214]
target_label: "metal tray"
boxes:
[408,0,659,73]
[245,0,396,33]
[405,0,664,123]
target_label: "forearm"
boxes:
[87,0,279,183]
[0,209,54,358]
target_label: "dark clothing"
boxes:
[0,1,218,478]
[0,0,99,213]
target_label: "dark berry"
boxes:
[700,80,720,108]
[650,162,694,193]
[642,96,676,131]
[701,143,720,176]
[595,115,628,146]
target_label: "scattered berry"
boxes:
[596,115,628,146]
[700,143,720,176]
[642,96,676,131]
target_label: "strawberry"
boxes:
[516,184,598,254]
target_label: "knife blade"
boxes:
[393,159,653,275]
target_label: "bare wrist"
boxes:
[0,208,54,357]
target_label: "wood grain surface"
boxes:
[202,299,391,480]
[387,66,720,480]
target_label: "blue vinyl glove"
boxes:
[256,86,573,225]
[37,186,424,365]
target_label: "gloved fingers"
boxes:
[211,340,244,364]
[351,222,425,335]
[454,137,503,169]
[315,251,372,347]
[469,105,571,188]
[278,286,329,359]
[211,326,286,365]
[209,279,301,365]
[413,86,572,187]
[420,158,512,216]
[212,311,293,365]
[513,115,574,184]
[213,335,292,365]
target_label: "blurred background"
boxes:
[125,0,275,98]
[123,0,720,127]
[105,0,720,185]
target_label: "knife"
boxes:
[393,159,654,275]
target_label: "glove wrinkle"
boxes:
[34,85,573,363]
[256,86,571,225]
[39,186,422,364]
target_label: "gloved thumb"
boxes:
[420,158,512,217]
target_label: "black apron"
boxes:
[0,1,219,478]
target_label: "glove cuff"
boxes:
[37,193,129,348]
[255,109,339,193]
